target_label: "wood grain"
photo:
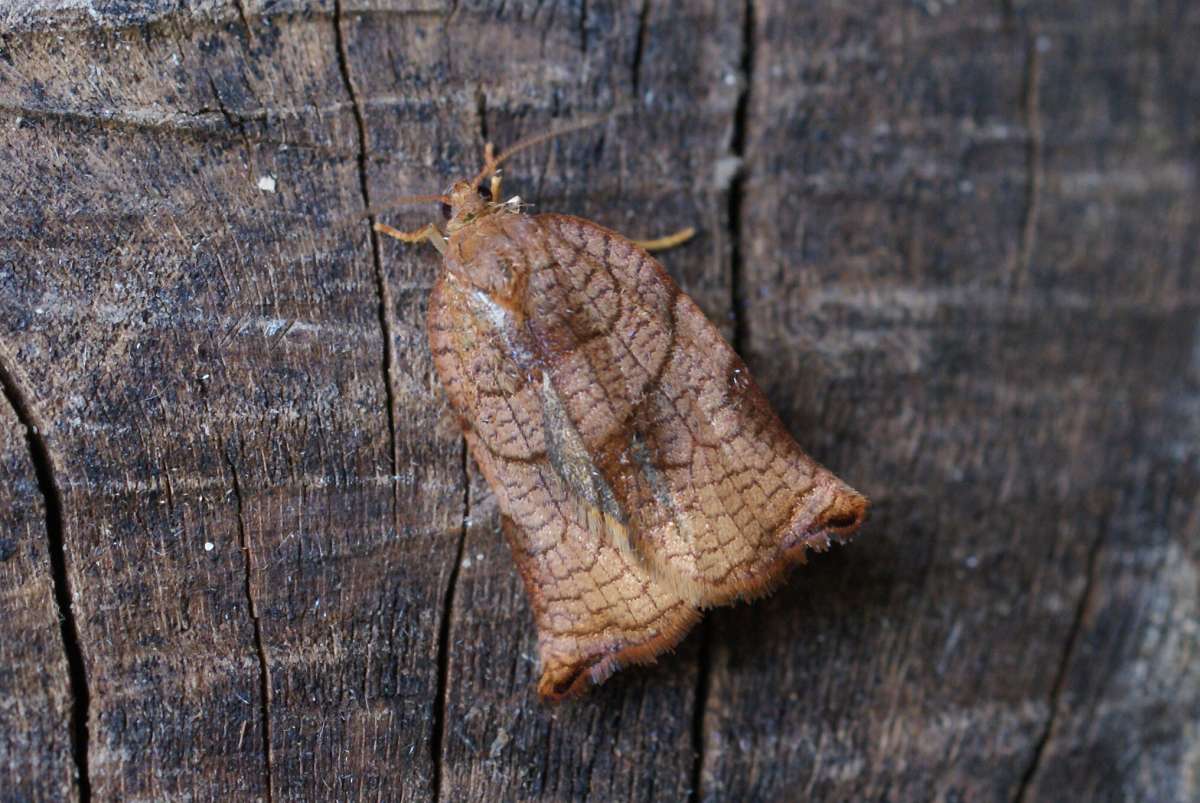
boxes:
[0,0,1196,800]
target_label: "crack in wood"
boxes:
[691,2,757,800]
[431,444,470,801]
[0,349,91,802]
[1014,530,1105,802]
[429,87,489,803]
[631,0,651,96]
[224,453,274,803]
[205,74,258,186]
[332,0,401,524]
[0,100,231,133]
[205,75,248,140]
[728,0,754,359]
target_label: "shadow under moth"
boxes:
[376,125,868,700]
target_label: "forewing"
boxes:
[533,215,868,607]
[428,269,698,699]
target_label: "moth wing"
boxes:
[428,210,866,699]
[429,270,700,700]
[535,216,868,608]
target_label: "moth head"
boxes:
[448,114,610,224]
[371,115,611,247]
[442,180,496,233]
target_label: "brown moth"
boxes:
[375,129,868,700]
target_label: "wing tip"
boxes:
[780,486,869,556]
[813,488,870,542]
[724,485,870,604]
[536,605,703,702]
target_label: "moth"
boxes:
[375,126,868,700]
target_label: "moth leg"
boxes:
[373,222,447,255]
[481,143,504,202]
[632,227,696,252]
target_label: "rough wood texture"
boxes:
[0,0,1195,800]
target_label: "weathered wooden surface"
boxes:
[0,0,1196,800]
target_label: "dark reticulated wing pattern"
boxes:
[427,211,866,699]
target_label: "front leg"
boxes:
[374,222,447,255]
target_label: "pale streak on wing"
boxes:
[428,275,545,463]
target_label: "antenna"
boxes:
[358,193,450,220]
[468,108,629,190]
